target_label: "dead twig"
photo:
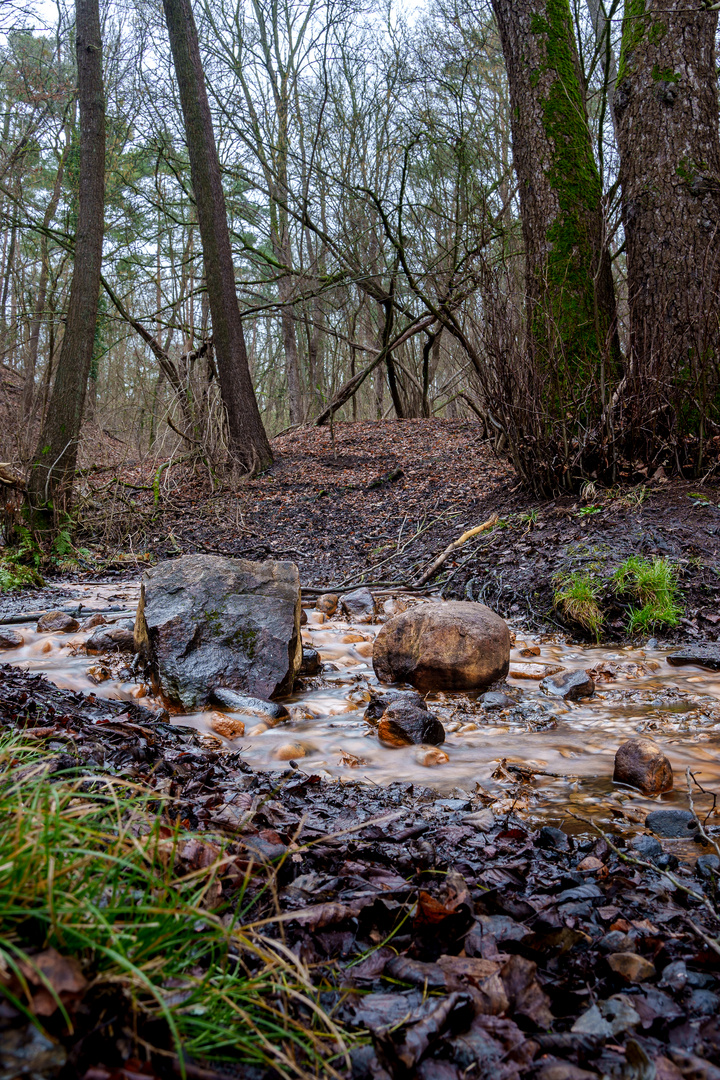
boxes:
[414,514,499,588]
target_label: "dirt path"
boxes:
[69,419,720,642]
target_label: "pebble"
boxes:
[36,611,79,634]
[696,854,720,879]
[316,593,339,615]
[645,809,699,839]
[274,743,306,761]
[481,691,514,710]
[0,628,23,648]
[540,669,595,701]
[210,712,246,740]
[417,748,449,767]
[629,834,663,860]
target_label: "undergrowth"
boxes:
[613,555,683,634]
[553,571,604,639]
[554,556,683,637]
[0,736,347,1077]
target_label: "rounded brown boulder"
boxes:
[613,738,673,796]
[372,601,510,692]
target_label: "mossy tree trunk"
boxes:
[27,0,105,528]
[615,0,720,463]
[162,0,273,473]
[491,0,619,460]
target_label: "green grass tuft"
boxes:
[553,571,604,638]
[612,555,683,634]
[0,736,346,1076]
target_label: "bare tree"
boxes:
[162,0,273,472]
[27,0,105,526]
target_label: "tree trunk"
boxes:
[27,0,105,524]
[162,0,272,472]
[491,0,619,397]
[615,0,720,457]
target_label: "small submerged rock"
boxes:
[210,687,289,723]
[209,712,245,740]
[275,742,305,761]
[481,691,515,710]
[37,611,79,634]
[86,625,135,653]
[316,593,339,616]
[299,647,321,676]
[378,700,445,747]
[340,587,376,622]
[540,669,595,701]
[0,628,23,649]
[614,738,673,795]
[511,662,564,680]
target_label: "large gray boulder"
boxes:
[373,600,510,692]
[134,555,302,710]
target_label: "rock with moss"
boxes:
[134,555,302,710]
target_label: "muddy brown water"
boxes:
[3,581,720,831]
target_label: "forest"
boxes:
[0,0,720,1078]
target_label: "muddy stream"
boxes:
[3,580,720,831]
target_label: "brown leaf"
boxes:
[500,954,553,1029]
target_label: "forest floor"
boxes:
[8,418,717,641]
[1,665,720,1080]
[2,420,720,1078]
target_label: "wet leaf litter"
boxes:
[1,424,720,1077]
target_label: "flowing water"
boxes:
[3,581,720,828]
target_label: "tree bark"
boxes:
[615,0,720,449]
[491,0,619,396]
[162,0,272,472]
[27,0,105,523]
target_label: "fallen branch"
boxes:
[414,514,499,588]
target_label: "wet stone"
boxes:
[374,601,510,692]
[539,669,595,701]
[481,691,514,710]
[340,587,376,622]
[0,628,23,648]
[614,738,673,796]
[666,644,720,671]
[696,854,720,880]
[316,593,339,616]
[299,647,321,676]
[377,701,445,747]
[645,809,698,839]
[36,611,79,634]
[538,826,570,852]
[80,612,107,631]
[210,687,289,723]
[434,798,472,812]
[86,625,136,654]
[364,689,427,723]
[630,834,663,860]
